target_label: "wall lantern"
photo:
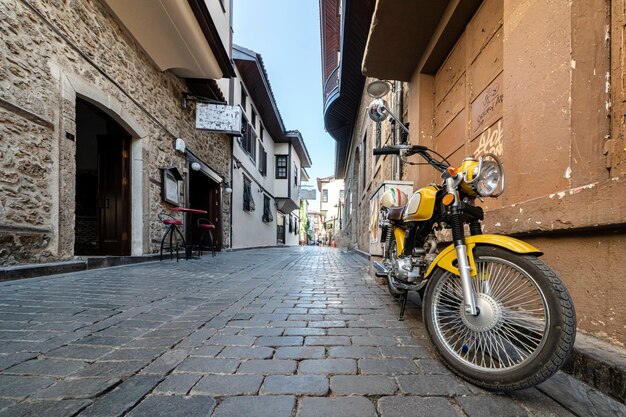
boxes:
[190,162,201,171]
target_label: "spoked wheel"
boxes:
[423,246,575,390]
[385,236,404,299]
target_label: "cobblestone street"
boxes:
[0,247,622,417]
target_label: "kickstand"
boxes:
[398,291,408,321]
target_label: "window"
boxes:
[322,189,328,203]
[240,83,247,111]
[262,195,273,222]
[240,119,256,161]
[251,108,257,130]
[293,164,298,187]
[259,144,267,176]
[243,176,255,212]
[288,214,293,232]
[339,190,344,200]
[276,155,288,179]
[259,125,264,142]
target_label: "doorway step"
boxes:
[0,253,182,282]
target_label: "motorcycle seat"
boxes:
[387,206,405,220]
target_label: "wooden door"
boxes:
[97,135,130,256]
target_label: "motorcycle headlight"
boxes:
[475,153,504,197]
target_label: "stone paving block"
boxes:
[238,328,284,337]
[174,358,240,374]
[414,358,449,374]
[298,359,357,375]
[74,335,133,347]
[100,348,163,361]
[0,399,91,417]
[298,397,377,417]
[397,375,469,396]
[330,375,397,395]
[126,395,215,417]
[260,375,328,395]
[191,375,263,396]
[268,320,308,328]
[0,352,38,371]
[274,346,325,359]
[308,321,346,328]
[283,327,325,336]
[352,336,399,346]
[225,320,269,328]
[189,345,224,357]
[123,337,179,348]
[139,349,190,375]
[212,395,295,417]
[153,374,202,395]
[358,358,418,375]
[45,345,113,361]
[237,359,296,375]
[0,375,55,399]
[328,346,381,359]
[217,346,274,359]
[379,346,430,359]
[327,328,369,336]
[78,375,162,417]
[537,371,626,417]
[31,377,121,400]
[274,308,307,314]
[255,336,303,347]
[3,358,86,377]
[250,313,289,321]
[378,396,458,417]
[456,396,529,417]
[72,360,146,378]
[288,314,324,321]
[304,336,351,346]
[507,388,577,417]
[204,335,256,346]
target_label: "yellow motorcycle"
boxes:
[369,102,575,390]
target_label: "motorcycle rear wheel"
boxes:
[422,246,576,390]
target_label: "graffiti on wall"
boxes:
[474,119,503,157]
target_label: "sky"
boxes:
[233,0,334,211]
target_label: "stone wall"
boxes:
[0,0,232,265]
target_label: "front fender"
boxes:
[424,234,542,278]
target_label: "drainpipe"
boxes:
[394,80,403,180]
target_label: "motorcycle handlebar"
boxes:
[372,145,428,156]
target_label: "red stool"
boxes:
[197,218,216,257]
[158,213,186,262]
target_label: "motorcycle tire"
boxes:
[422,245,576,391]
[385,235,404,299]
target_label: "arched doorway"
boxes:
[74,99,131,256]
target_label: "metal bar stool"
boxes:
[158,213,185,262]
[197,218,216,257]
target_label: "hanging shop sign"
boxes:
[299,188,317,200]
[195,103,243,135]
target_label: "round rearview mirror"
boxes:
[366,79,391,98]
[367,99,389,123]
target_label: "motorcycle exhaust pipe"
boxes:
[372,261,389,277]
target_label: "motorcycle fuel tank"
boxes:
[403,185,439,222]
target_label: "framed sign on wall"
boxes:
[161,167,183,206]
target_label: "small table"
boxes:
[170,207,208,259]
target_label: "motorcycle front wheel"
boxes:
[422,246,576,390]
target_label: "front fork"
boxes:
[447,179,478,316]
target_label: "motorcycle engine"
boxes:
[391,235,438,283]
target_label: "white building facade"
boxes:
[230,46,312,249]
[317,176,345,245]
